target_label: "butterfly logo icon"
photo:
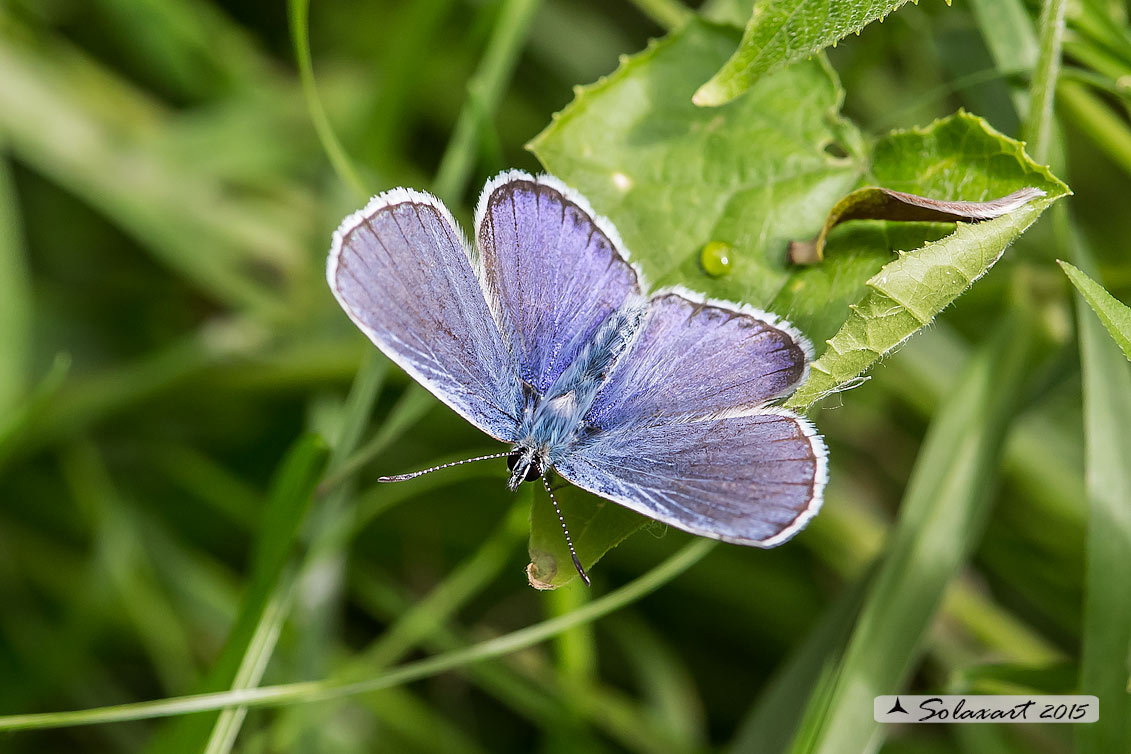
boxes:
[328,172,828,584]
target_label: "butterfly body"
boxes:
[509,302,647,489]
[329,171,828,571]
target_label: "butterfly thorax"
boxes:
[508,304,646,488]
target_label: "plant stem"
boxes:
[1057,79,1131,179]
[433,0,542,203]
[344,497,530,673]
[627,0,693,31]
[287,0,369,199]
[1023,0,1067,162]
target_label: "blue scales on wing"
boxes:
[328,189,523,442]
[554,412,826,546]
[586,292,811,429]
[475,172,643,395]
[554,293,826,546]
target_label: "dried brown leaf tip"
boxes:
[790,187,1047,265]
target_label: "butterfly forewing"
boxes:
[475,173,642,395]
[329,190,522,441]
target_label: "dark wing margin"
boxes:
[586,288,813,430]
[475,171,643,395]
[328,188,522,442]
[553,410,828,547]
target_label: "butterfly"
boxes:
[327,171,827,584]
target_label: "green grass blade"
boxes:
[61,442,201,693]
[10,334,217,467]
[360,688,490,754]
[320,383,436,493]
[1071,238,1131,754]
[606,614,704,750]
[345,496,529,673]
[0,353,70,470]
[1059,260,1131,361]
[0,149,31,413]
[967,0,1039,72]
[351,572,678,754]
[0,539,714,732]
[87,0,267,97]
[789,314,1035,754]
[249,436,332,580]
[0,32,301,316]
[149,433,329,754]
[275,353,387,743]
[287,0,368,199]
[1024,0,1068,161]
[626,0,693,31]
[432,0,542,204]
[1057,79,1131,179]
[727,580,866,754]
[693,0,917,107]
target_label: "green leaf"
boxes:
[693,0,919,107]
[527,482,652,589]
[527,20,865,586]
[865,110,1067,196]
[529,21,1066,579]
[1059,260,1131,361]
[785,203,1046,409]
[785,112,1069,408]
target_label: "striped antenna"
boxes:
[542,475,590,586]
[378,451,511,482]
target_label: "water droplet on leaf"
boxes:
[700,241,733,278]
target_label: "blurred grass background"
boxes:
[0,0,1129,752]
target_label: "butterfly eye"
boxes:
[506,450,542,482]
[526,459,544,482]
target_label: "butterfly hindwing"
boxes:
[329,189,522,441]
[586,290,812,430]
[554,410,827,546]
[554,291,825,546]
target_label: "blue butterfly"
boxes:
[328,171,827,584]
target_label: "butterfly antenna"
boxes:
[378,451,510,482]
[542,475,590,587]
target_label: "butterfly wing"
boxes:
[554,292,825,546]
[586,290,812,430]
[475,172,643,394]
[328,189,522,441]
[553,411,826,546]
